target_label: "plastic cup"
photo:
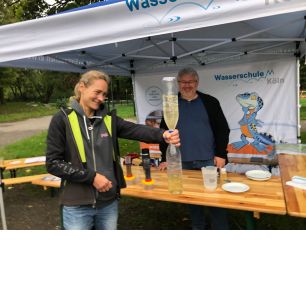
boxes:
[201,166,217,191]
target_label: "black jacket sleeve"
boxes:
[116,115,166,143]
[159,117,169,162]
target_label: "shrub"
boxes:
[55,98,68,109]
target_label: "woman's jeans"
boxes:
[62,199,118,230]
[182,160,229,230]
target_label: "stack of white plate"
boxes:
[245,170,271,181]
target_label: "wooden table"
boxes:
[122,169,286,215]
[31,169,286,215]
[0,157,46,178]
[278,154,306,217]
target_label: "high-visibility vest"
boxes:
[67,110,112,163]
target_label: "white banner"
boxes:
[134,58,298,159]
[0,0,305,63]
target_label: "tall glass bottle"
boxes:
[162,77,183,194]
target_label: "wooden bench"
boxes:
[2,174,51,186]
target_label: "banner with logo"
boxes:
[134,58,298,159]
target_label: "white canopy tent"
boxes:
[0,0,305,75]
[0,0,305,148]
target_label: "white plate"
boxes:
[245,170,271,181]
[222,182,250,193]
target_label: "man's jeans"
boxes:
[63,199,118,230]
[182,160,229,230]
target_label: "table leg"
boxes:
[10,169,17,178]
[60,205,64,230]
[245,212,256,230]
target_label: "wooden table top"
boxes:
[1,157,46,171]
[30,168,286,215]
[32,175,61,188]
[120,168,286,215]
[278,154,306,217]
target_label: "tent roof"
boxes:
[0,0,305,75]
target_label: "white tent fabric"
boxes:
[0,0,305,75]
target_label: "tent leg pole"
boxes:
[296,57,301,142]
[0,181,7,230]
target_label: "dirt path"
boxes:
[0,116,52,148]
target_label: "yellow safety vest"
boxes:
[67,110,112,163]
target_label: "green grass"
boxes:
[300,98,306,120]
[0,102,136,123]
[0,131,47,159]
[111,103,136,119]
[0,102,58,123]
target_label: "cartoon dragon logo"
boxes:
[231,92,274,153]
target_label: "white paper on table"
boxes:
[42,175,61,181]
[24,156,46,163]
[285,181,306,191]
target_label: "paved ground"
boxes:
[0,116,52,148]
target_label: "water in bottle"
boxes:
[219,167,228,185]
[162,77,179,130]
[162,76,183,194]
[166,143,183,194]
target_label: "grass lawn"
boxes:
[0,101,136,123]
[0,102,58,123]
[300,97,306,120]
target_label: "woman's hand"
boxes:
[163,129,180,147]
[93,173,113,192]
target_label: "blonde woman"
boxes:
[46,70,180,230]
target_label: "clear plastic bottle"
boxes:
[219,167,228,185]
[162,77,179,131]
[166,144,183,194]
[162,76,183,194]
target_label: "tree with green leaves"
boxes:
[47,0,103,15]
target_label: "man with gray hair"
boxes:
[160,67,230,230]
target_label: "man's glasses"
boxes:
[178,80,198,85]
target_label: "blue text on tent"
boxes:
[214,70,274,82]
[125,0,177,12]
